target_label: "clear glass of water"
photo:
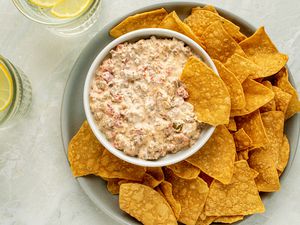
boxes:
[0,55,32,129]
[12,0,102,36]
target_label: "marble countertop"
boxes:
[0,0,299,224]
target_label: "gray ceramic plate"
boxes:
[61,2,300,225]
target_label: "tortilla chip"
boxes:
[231,79,275,116]
[119,183,177,225]
[213,59,245,109]
[166,171,209,225]
[248,148,280,192]
[226,118,237,131]
[159,11,205,48]
[260,81,276,112]
[277,135,290,173]
[106,179,121,195]
[224,53,263,82]
[235,110,269,148]
[199,172,214,187]
[200,21,246,63]
[142,173,161,188]
[68,121,105,177]
[160,181,182,219]
[274,67,300,119]
[167,161,200,179]
[261,111,284,166]
[146,167,164,183]
[110,8,168,38]
[236,149,249,161]
[214,215,244,223]
[273,86,292,114]
[185,9,246,42]
[180,56,230,125]
[196,216,216,225]
[233,128,253,150]
[97,149,146,181]
[239,27,288,77]
[187,126,235,184]
[205,160,265,216]
[192,5,219,14]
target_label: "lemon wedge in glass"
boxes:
[0,63,13,112]
[29,0,63,8]
[50,0,93,18]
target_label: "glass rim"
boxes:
[11,0,100,26]
[0,56,18,124]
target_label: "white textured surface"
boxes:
[0,0,299,224]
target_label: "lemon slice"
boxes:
[50,0,93,18]
[0,63,13,112]
[29,0,63,8]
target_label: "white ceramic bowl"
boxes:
[83,28,217,167]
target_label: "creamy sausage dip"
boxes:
[89,36,202,160]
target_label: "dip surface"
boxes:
[89,37,201,160]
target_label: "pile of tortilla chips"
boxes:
[68,5,300,225]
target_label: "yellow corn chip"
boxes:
[203,5,218,13]
[180,56,231,126]
[167,161,200,180]
[235,110,269,148]
[260,81,276,112]
[261,111,284,165]
[231,79,275,116]
[224,53,263,82]
[110,8,168,38]
[166,171,209,225]
[68,121,105,177]
[106,179,121,195]
[205,160,265,216]
[233,128,253,150]
[248,148,280,192]
[273,86,292,114]
[239,27,288,77]
[119,183,177,225]
[146,167,164,184]
[213,59,245,109]
[277,135,290,173]
[160,181,182,220]
[214,215,244,223]
[274,67,300,119]
[226,118,237,131]
[97,149,146,181]
[236,149,249,161]
[196,216,216,225]
[185,9,246,42]
[187,125,235,184]
[159,11,205,48]
[191,5,219,14]
[201,21,246,63]
[142,173,161,188]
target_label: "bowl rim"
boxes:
[83,28,217,167]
